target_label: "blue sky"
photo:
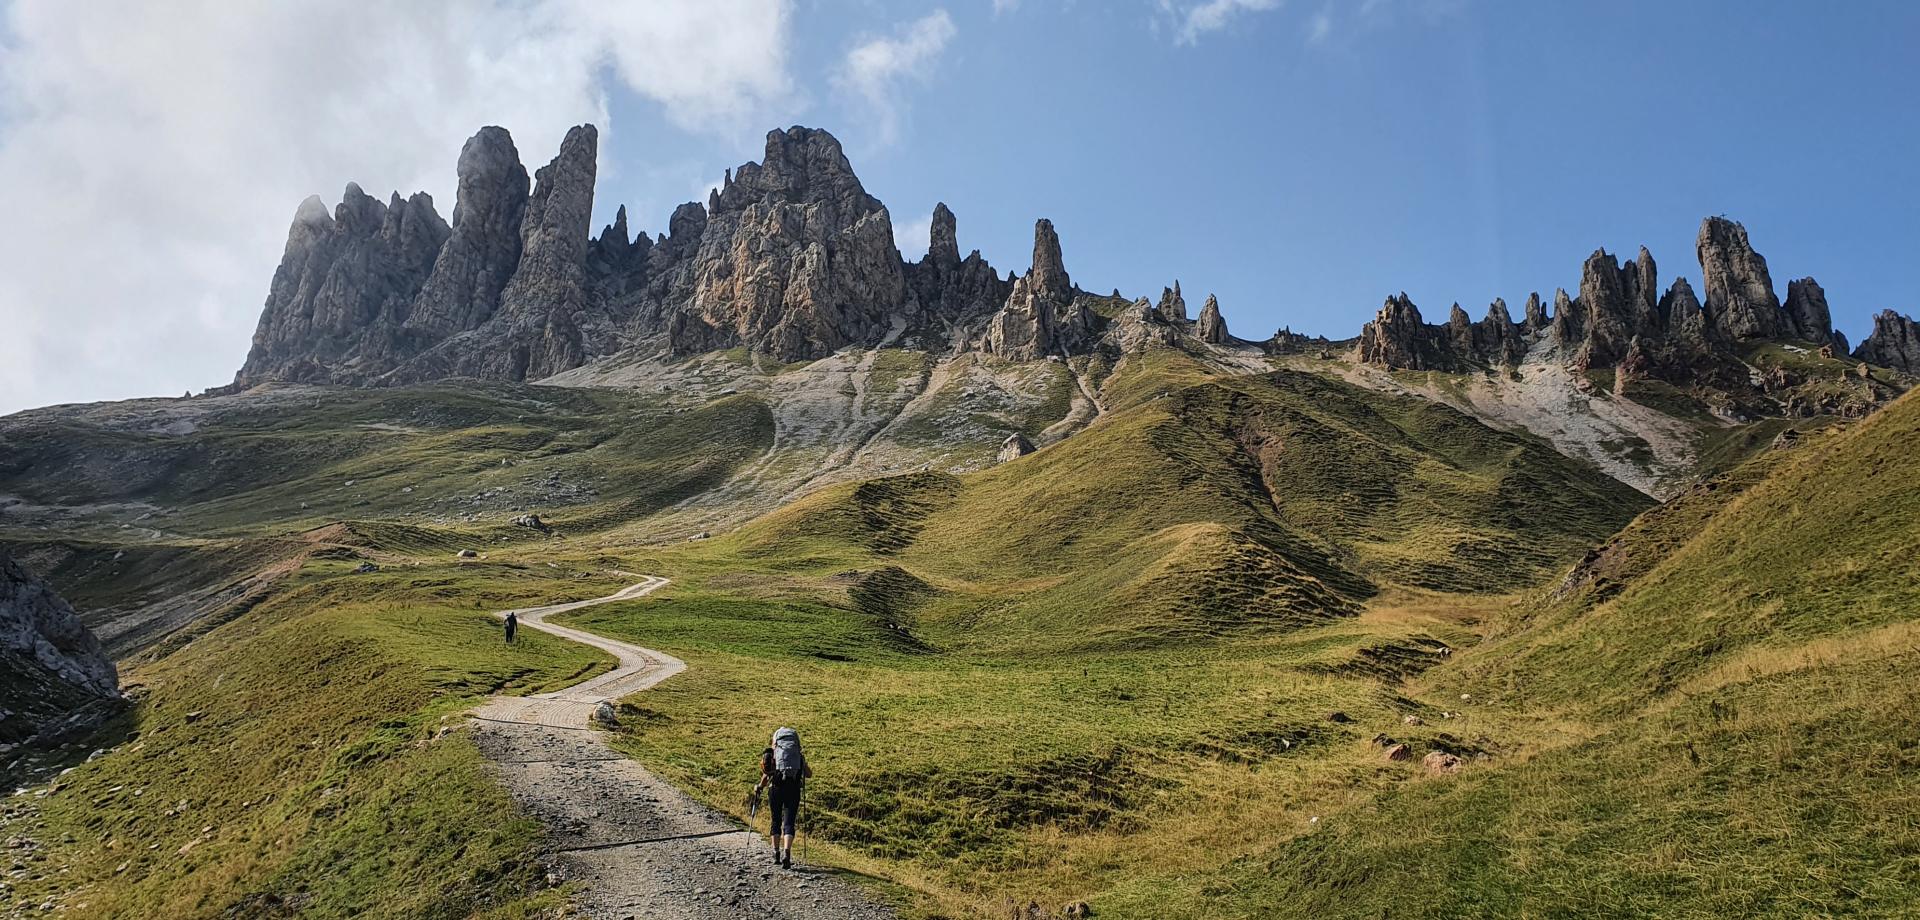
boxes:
[596,0,1919,344]
[1,0,1915,412]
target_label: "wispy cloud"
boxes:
[834,9,958,146]
[991,0,1021,15]
[1162,0,1284,46]
[1307,5,1333,43]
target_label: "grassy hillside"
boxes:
[1211,391,1920,918]
[15,353,1897,918]
[1,536,632,918]
[541,368,1654,915]
[0,382,771,539]
[726,368,1648,652]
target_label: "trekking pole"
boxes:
[745,786,760,853]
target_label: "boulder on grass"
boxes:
[1423,751,1463,774]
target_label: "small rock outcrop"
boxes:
[1422,750,1463,774]
[1112,296,1180,351]
[1855,309,1920,374]
[997,433,1035,462]
[2,552,120,748]
[512,513,551,533]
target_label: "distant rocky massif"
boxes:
[228,124,1918,432]
[224,124,1312,389]
[1,551,120,750]
[1355,216,1916,416]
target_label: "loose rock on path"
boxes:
[472,575,894,919]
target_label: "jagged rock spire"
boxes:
[984,218,1091,359]
[1197,294,1228,344]
[1659,277,1710,348]
[1475,298,1525,366]
[1575,247,1660,367]
[405,126,530,337]
[1783,277,1838,347]
[236,179,448,383]
[1697,216,1785,340]
[928,202,960,269]
[1855,309,1920,374]
[1357,293,1446,370]
[1523,292,1549,331]
[1548,287,1579,346]
[1027,218,1072,302]
[905,201,1008,331]
[1159,281,1188,323]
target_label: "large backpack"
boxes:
[770,727,804,782]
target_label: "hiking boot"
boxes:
[771,849,782,866]
[781,851,792,869]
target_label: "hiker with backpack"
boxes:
[504,611,518,644]
[757,726,811,868]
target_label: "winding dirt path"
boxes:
[471,576,895,920]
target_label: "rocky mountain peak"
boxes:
[665,125,910,361]
[1574,246,1659,367]
[1345,214,1917,420]
[1658,276,1710,346]
[905,202,1008,336]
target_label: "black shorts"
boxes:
[768,782,801,836]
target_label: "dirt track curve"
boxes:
[471,575,895,919]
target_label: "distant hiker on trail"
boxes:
[757,726,811,868]
[504,611,518,644]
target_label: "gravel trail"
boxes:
[472,576,895,919]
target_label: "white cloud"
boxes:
[1164,0,1284,45]
[0,0,794,415]
[833,9,957,147]
[992,0,1022,15]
